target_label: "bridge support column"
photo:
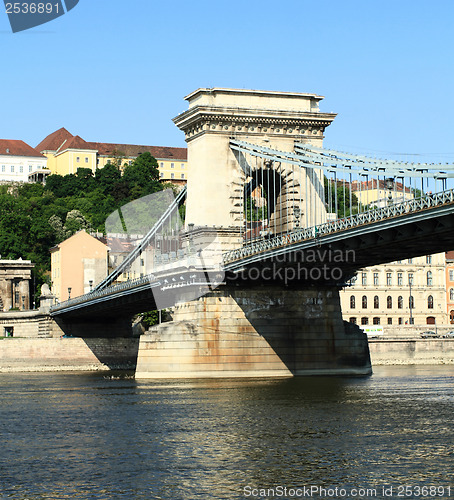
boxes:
[135,285,371,378]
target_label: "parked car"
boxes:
[420,331,439,338]
[442,331,454,338]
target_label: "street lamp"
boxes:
[408,276,413,325]
[68,287,72,300]
[294,206,301,229]
[89,280,93,292]
[385,178,394,206]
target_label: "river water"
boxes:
[0,366,453,500]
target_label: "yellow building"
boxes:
[351,179,414,208]
[36,128,188,183]
[50,230,108,302]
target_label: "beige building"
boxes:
[340,253,447,327]
[0,259,34,311]
[36,128,188,184]
[50,230,108,302]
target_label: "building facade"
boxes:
[50,230,108,302]
[0,139,49,183]
[445,251,454,324]
[36,128,188,184]
[340,253,447,327]
[0,259,34,311]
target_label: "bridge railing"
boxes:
[50,274,155,314]
[222,188,454,264]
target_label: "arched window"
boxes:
[450,310,454,324]
[398,296,403,309]
[349,317,357,324]
[361,317,369,325]
[350,295,355,309]
[427,271,433,287]
[426,316,435,325]
[387,296,392,309]
[450,288,454,301]
[362,296,367,309]
[427,295,434,309]
[409,296,414,309]
[373,317,380,325]
[374,296,379,309]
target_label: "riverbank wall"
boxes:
[369,338,454,365]
[0,337,140,372]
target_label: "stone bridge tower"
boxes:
[173,88,337,248]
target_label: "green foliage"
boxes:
[0,153,167,299]
[324,179,360,218]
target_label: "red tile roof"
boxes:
[36,127,74,153]
[0,139,45,158]
[58,135,95,152]
[92,142,187,161]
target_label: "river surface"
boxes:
[0,366,453,500]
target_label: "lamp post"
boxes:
[89,280,93,292]
[408,277,413,325]
[294,206,301,229]
[385,177,394,206]
[68,287,72,300]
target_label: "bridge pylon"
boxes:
[173,88,336,249]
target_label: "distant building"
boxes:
[351,178,414,208]
[50,230,108,302]
[36,128,188,185]
[0,139,50,183]
[445,251,454,324]
[340,254,447,327]
[0,258,35,311]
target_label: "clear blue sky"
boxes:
[2,0,454,162]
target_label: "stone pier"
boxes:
[135,285,371,378]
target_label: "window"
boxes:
[398,296,403,309]
[181,173,185,179]
[374,296,379,309]
[11,165,14,172]
[19,165,23,172]
[409,296,414,309]
[387,296,392,309]
[397,272,403,286]
[409,317,414,325]
[85,157,89,163]
[160,172,164,177]
[181,163,185,169]
[398,317,403,325]
[362,296,367,309]
[450,288,454,301]
[408,273,414,285]
[171,173,175,179]
[140,258,144,267]
[427,271,433,287]
[373,317,380,325]
[361,317,369,325]
[350,296,355,309]
[362,273,367,286]
[388,317,393,325]
[1,165,4,172]
[450,270,454,281]
[427,295,433,309]
[76,157,80,162]
[160,162,164,168]
[29,166,32,172]
[349,317,357,324]
[426,255,432,264]
[386,272,392,286]
[171,163,175,168]
[408,258,413,264]
[373,273,379,285]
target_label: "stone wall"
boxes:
[0,337,139,372]
[369,338,454,365]
[0,310,57,337]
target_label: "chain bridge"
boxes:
[50,88,454,379]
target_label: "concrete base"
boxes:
[135,285,371,379]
